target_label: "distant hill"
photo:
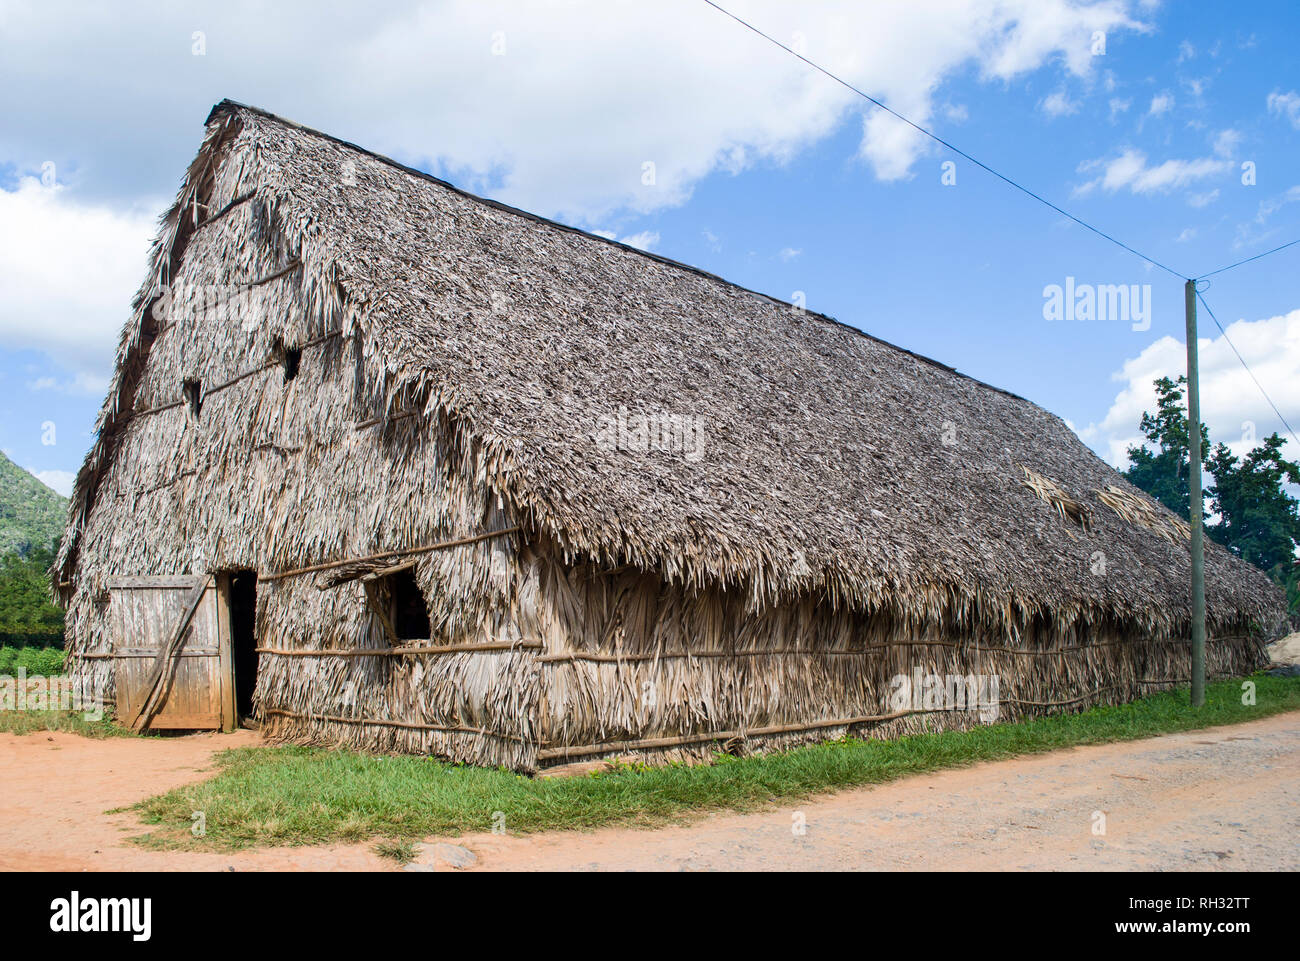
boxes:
[0,451,68,557]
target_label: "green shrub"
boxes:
[1,645,64,676]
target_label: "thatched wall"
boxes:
[527,544,1263,768]
[56,109,539,765]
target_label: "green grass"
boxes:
[0,708,132,738]
[124,673,1300,851]
[374,839,417,865]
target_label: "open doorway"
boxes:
[228,570,259,725]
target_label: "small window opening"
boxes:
[272,337,302,383]
[275,338,302,383]
[182,378,202,420]
[389,567,431,640]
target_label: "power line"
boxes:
[700,1,1297,454]
[1194,287,1300,450]
[1197,237,1300,281]
[700,0,1187,280]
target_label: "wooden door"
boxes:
[109,575,229,730]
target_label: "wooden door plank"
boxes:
[128,576,211,732]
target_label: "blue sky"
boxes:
[2,0,1298,497]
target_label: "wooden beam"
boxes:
[254,640,542,657]
[261,708,526,743]
[262,526,522,583]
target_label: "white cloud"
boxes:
[0,178,155,375]
[619,231,659,252]
[1147,91,1174,117]
[1075,308,1300,467]
[1075,148,1232,195]
[24,369,111,396]
[1182,76,1209,100]
[588,227,659,251]
[1108,97,1131,119]
[1188,188,1219,208]
[1234,184,1300,248]
[778,247,802,262]
[1212,128,1241,157]
[30,468,75,498]
[0,0,1151,385]
[0,0,1148,223]
[1175,227,1196,242]
[1040,90,1079,118]
[1267,90,1300,129]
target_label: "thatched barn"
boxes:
[56,101,1282,771]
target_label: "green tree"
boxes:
[1206,433,1300,578]
[0,542,64,645]
[1122,375,1209,519]
[1123,376,1300,615]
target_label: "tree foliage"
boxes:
[1121,376,1208,519]
[1123,376,1300,614]
[0,451,68,557]
[0,542,64,646]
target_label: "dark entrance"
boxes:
[228,570,259,723]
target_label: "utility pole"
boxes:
[1184,279,1206,707]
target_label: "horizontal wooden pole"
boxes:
[354,409,420,430]
[261,526,522,582]
[247,258,302,287]
[255,640,541,657]
[129,330,343,423]
[538,636,1239,664]
[536,710,946,761]
[537,674,1230,761]
[194,191,255,231]
[262,708,526,743]
[85,650,218,659]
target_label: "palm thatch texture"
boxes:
[55,101,1283,770]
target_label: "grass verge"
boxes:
[125,673,1300,851]
[0,708,132,739]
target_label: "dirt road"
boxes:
[1,713,1296,871]
[0,729,388,871]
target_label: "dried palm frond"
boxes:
[1095,485,1191,544]
[1020,465,1091,534]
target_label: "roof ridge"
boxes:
[206,98,1026,403]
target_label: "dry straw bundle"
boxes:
[1095,485,1192,544]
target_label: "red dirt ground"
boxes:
[1,712,1296,871]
